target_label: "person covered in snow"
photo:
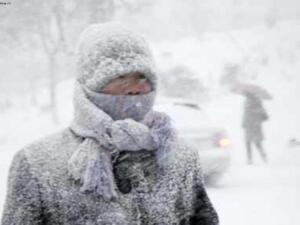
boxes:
[1,23,219,225]
[242,92,269,164]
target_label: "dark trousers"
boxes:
[246,140,267,164]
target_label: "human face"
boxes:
[101,72,153,95]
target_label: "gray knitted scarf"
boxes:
[68,82,177,201]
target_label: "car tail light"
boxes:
[218,138,231,148]
[213,131,231,148]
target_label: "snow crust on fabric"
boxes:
[2,129,219,224]
[76,23,157,92]
[1,23,219,225]
[69,81,179,201]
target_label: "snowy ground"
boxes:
[210,160,300,225]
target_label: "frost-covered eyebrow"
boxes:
[114,73,151,84]
[117,72,145,78]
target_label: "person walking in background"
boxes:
[242,92,269,164]
[1,23,218,225]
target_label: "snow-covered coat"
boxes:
[2,129,218,225]
[242,94,269,142]
[1,23,219,225]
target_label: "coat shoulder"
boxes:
[23,128,78,156]
[176,138,200,164]
[15,128,81,178]
[167,137,202,177]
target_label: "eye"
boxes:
[139,74,146,80]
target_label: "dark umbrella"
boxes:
[231,82,273,100]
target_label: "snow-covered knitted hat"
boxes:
[76,23,157,92]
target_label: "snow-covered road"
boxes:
[207,159,300,225]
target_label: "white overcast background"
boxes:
[1,1,300,224]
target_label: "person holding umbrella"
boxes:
[232,82,271,164]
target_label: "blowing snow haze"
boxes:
[0,1,300,225]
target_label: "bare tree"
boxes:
[1,0,72,122]
[1,0,116,122]
[265,0,278,28]
[116,0,154,13]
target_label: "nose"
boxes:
[127,87,141,95]
[126,82,150,95]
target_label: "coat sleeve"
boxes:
[260,106,269,122]
[1,150,43,225]
[188,152,219,225]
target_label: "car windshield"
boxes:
[173,102,201,110]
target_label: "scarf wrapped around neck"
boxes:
[68,81,177,201]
